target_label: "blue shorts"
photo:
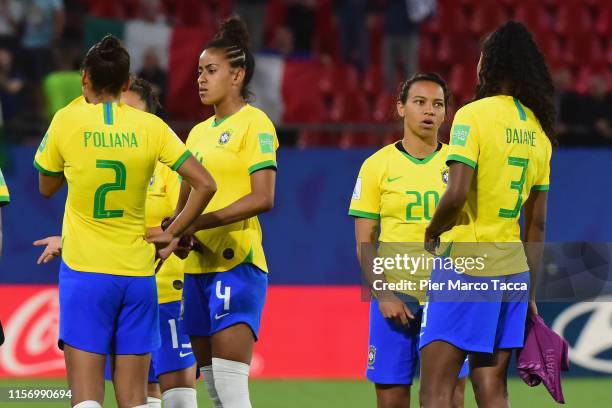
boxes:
[105,301,196,382]
[183,263,268,339]
[419,265,529,353]
[367,296,469,385]
[58,261,160,355]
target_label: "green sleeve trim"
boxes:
[248,160,277,174]
[33,160,63,176]
[531,184,549,191]
[446,154,477,169]
[0,195,9,204]
[171,151,191,171]
[348,209,380,220]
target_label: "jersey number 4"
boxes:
[93,160,126,219]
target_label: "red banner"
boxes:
[0,285,369,379]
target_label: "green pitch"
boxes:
[0,378,609,407]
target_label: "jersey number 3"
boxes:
[498,156,529,219]
[93,159,126,219]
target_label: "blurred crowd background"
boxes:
[0,0,610,157]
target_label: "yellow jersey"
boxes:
[349,142,450,302]
[0,168,9,206]
[444,95,552,276]
[183,104,278,274]
[34,97,190,276]
[146,162,184,303]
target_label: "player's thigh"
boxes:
[211,323,255,364]
[158,365,197,392]
[190,335,212,367]
[63,344,106,406]
[112,353,151,408]
[374,384,411,408]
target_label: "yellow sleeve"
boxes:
[243,115,279,174]
[446,106,480,169]
[158,123,191,171]
[348,157,381,220]
[33,115,65,176]
[0,168,9,206]
[532,138,551,192]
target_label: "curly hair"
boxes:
[475,21,556,141]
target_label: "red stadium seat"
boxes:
[382,132,402,146]
[418,35,439,72]
[563,32,606,69]
[554,0,594,37]
[368,14,383,66]
[595,4,612,38]
[363,65,383,97]
[339,132,380,148]
[437,32,479,66]
[318,64,359,96]
[573,66,611,94]
[298,131,338,148]
[532,31,563,70]
[264,0,287,50]
[607,41,612,67]
[449,63,478,106]
[469,3,509,38]
[282,61,327,123]
[513,1,553,35]
[373,93,398,123]
[313,0,340,60]
[424,0,468,35]
[329,91,370,123]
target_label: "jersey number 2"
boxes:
[93,160,126,219]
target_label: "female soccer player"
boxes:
[154,16,278,408]
[0,167,9,345]
[34,78,199,408]
[33,36,216,408]
[420,21,554,408]
[349,73,467,408]
[0,167,9,258]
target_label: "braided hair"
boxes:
[204,16,255,101]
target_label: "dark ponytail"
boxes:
[204,16,255,101]
[82,35,130,96]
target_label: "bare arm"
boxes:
[189,168,275,232]
[165,156,216,237]
[425,162,474,249]
[355,217,414,326]
[523,190,548,312]
[38,173,65,198]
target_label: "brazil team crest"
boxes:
[441,168,449,184]
[218,130,233,145]
[367,345,376,369]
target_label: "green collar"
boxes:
[212,105,247,128]
[396,142,441,165]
